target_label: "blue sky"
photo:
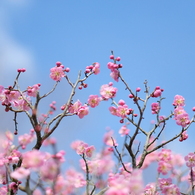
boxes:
[0,0,195,176]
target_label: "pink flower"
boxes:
[50,66,65,81]
[119,126,130,136]
[158,178,172,189]
[110,69,119,82]
[18,130,35,149]
[11,94,31,111]
[174,107,190,127]
[109,106,118,116]
[151,102,160,114]
[77,104,89,119]
[173,95,185,106]
[22,150,46,169]
[85,145,95,158]
[158,149,172,162]
[65,168,86,188]
[117,105,129,118]
[68,100,89,118]
[40,159,59,181]
[88,95,101,108]
[27,84,40,97]
[11,167,30,180]
[185,153,195,167]
[157,161,172,175]
[100,84,117,100]
[92,62,100,75]
[144,183,159,195]
[68,100,82,113]
[71,140,88,155]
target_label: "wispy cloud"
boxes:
[0,0,35,83]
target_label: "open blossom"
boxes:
[65,168,86,188]
[71,140,88,155]
[12,94,31,111]
[158,178,180,195]
[158,149,172,162]
[85,145,95,158]
[174,106,190,127]
[117,105,129,118]
[77,104,89,119]
[18,130,35,149]
[185,153,195,167]
[157,161,172,175]
[175,112,190,127]
[22,150,46,169]
[27,84,40,97]
[11,167,30,180]
[144,183,159,195]
[88,95,101,108]
[92,62,100,75]
[119,125,130,136]
[173,95,185,106]
[110,69,119,82]
[109,106,118,116]
[50,66,65,81]
[40,158,59,181]
[100,84,117,100]
[68,100,89,118]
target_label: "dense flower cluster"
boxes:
[173,95,190,128]
[0,55,195,195]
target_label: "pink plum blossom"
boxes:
[151,102,160,114]
[119,125,130,136]
[173,95,185,107]
[50,65,65,81]
[11,167,30,180]
[185,152,195,167]
[92,62,100,75]
[87,95,101,108]
[27,84,40,97]
[100,84,117,100]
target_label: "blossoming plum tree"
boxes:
[0,52,195,195]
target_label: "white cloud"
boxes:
[0,0,35,83]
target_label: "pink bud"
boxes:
[129,94,134,98]
[65,67,70,72]
[118,64,123,68]
[110,55,114,60]
[116,57,121,61]
[83,83,88,88]
[118,99,125,106]
[136,87,141,92]
[133,114,138,117]
[193,107,195,111]
[56,61,61,66]
[85,69,90,73]
[155,86,160,90]
[78,86,82,90]
[120,119,124,123]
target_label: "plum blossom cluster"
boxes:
[109,99,132,119]
[0,85,31,112]
[100,82,117,100]
[151,102,160,114]
[1,53,195,195]
[107,55,122,82]
[151,86,163,98]
[85,62,100,75]
[173,95,190,128]
[68,100,89,119]
[50,61,70,81]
